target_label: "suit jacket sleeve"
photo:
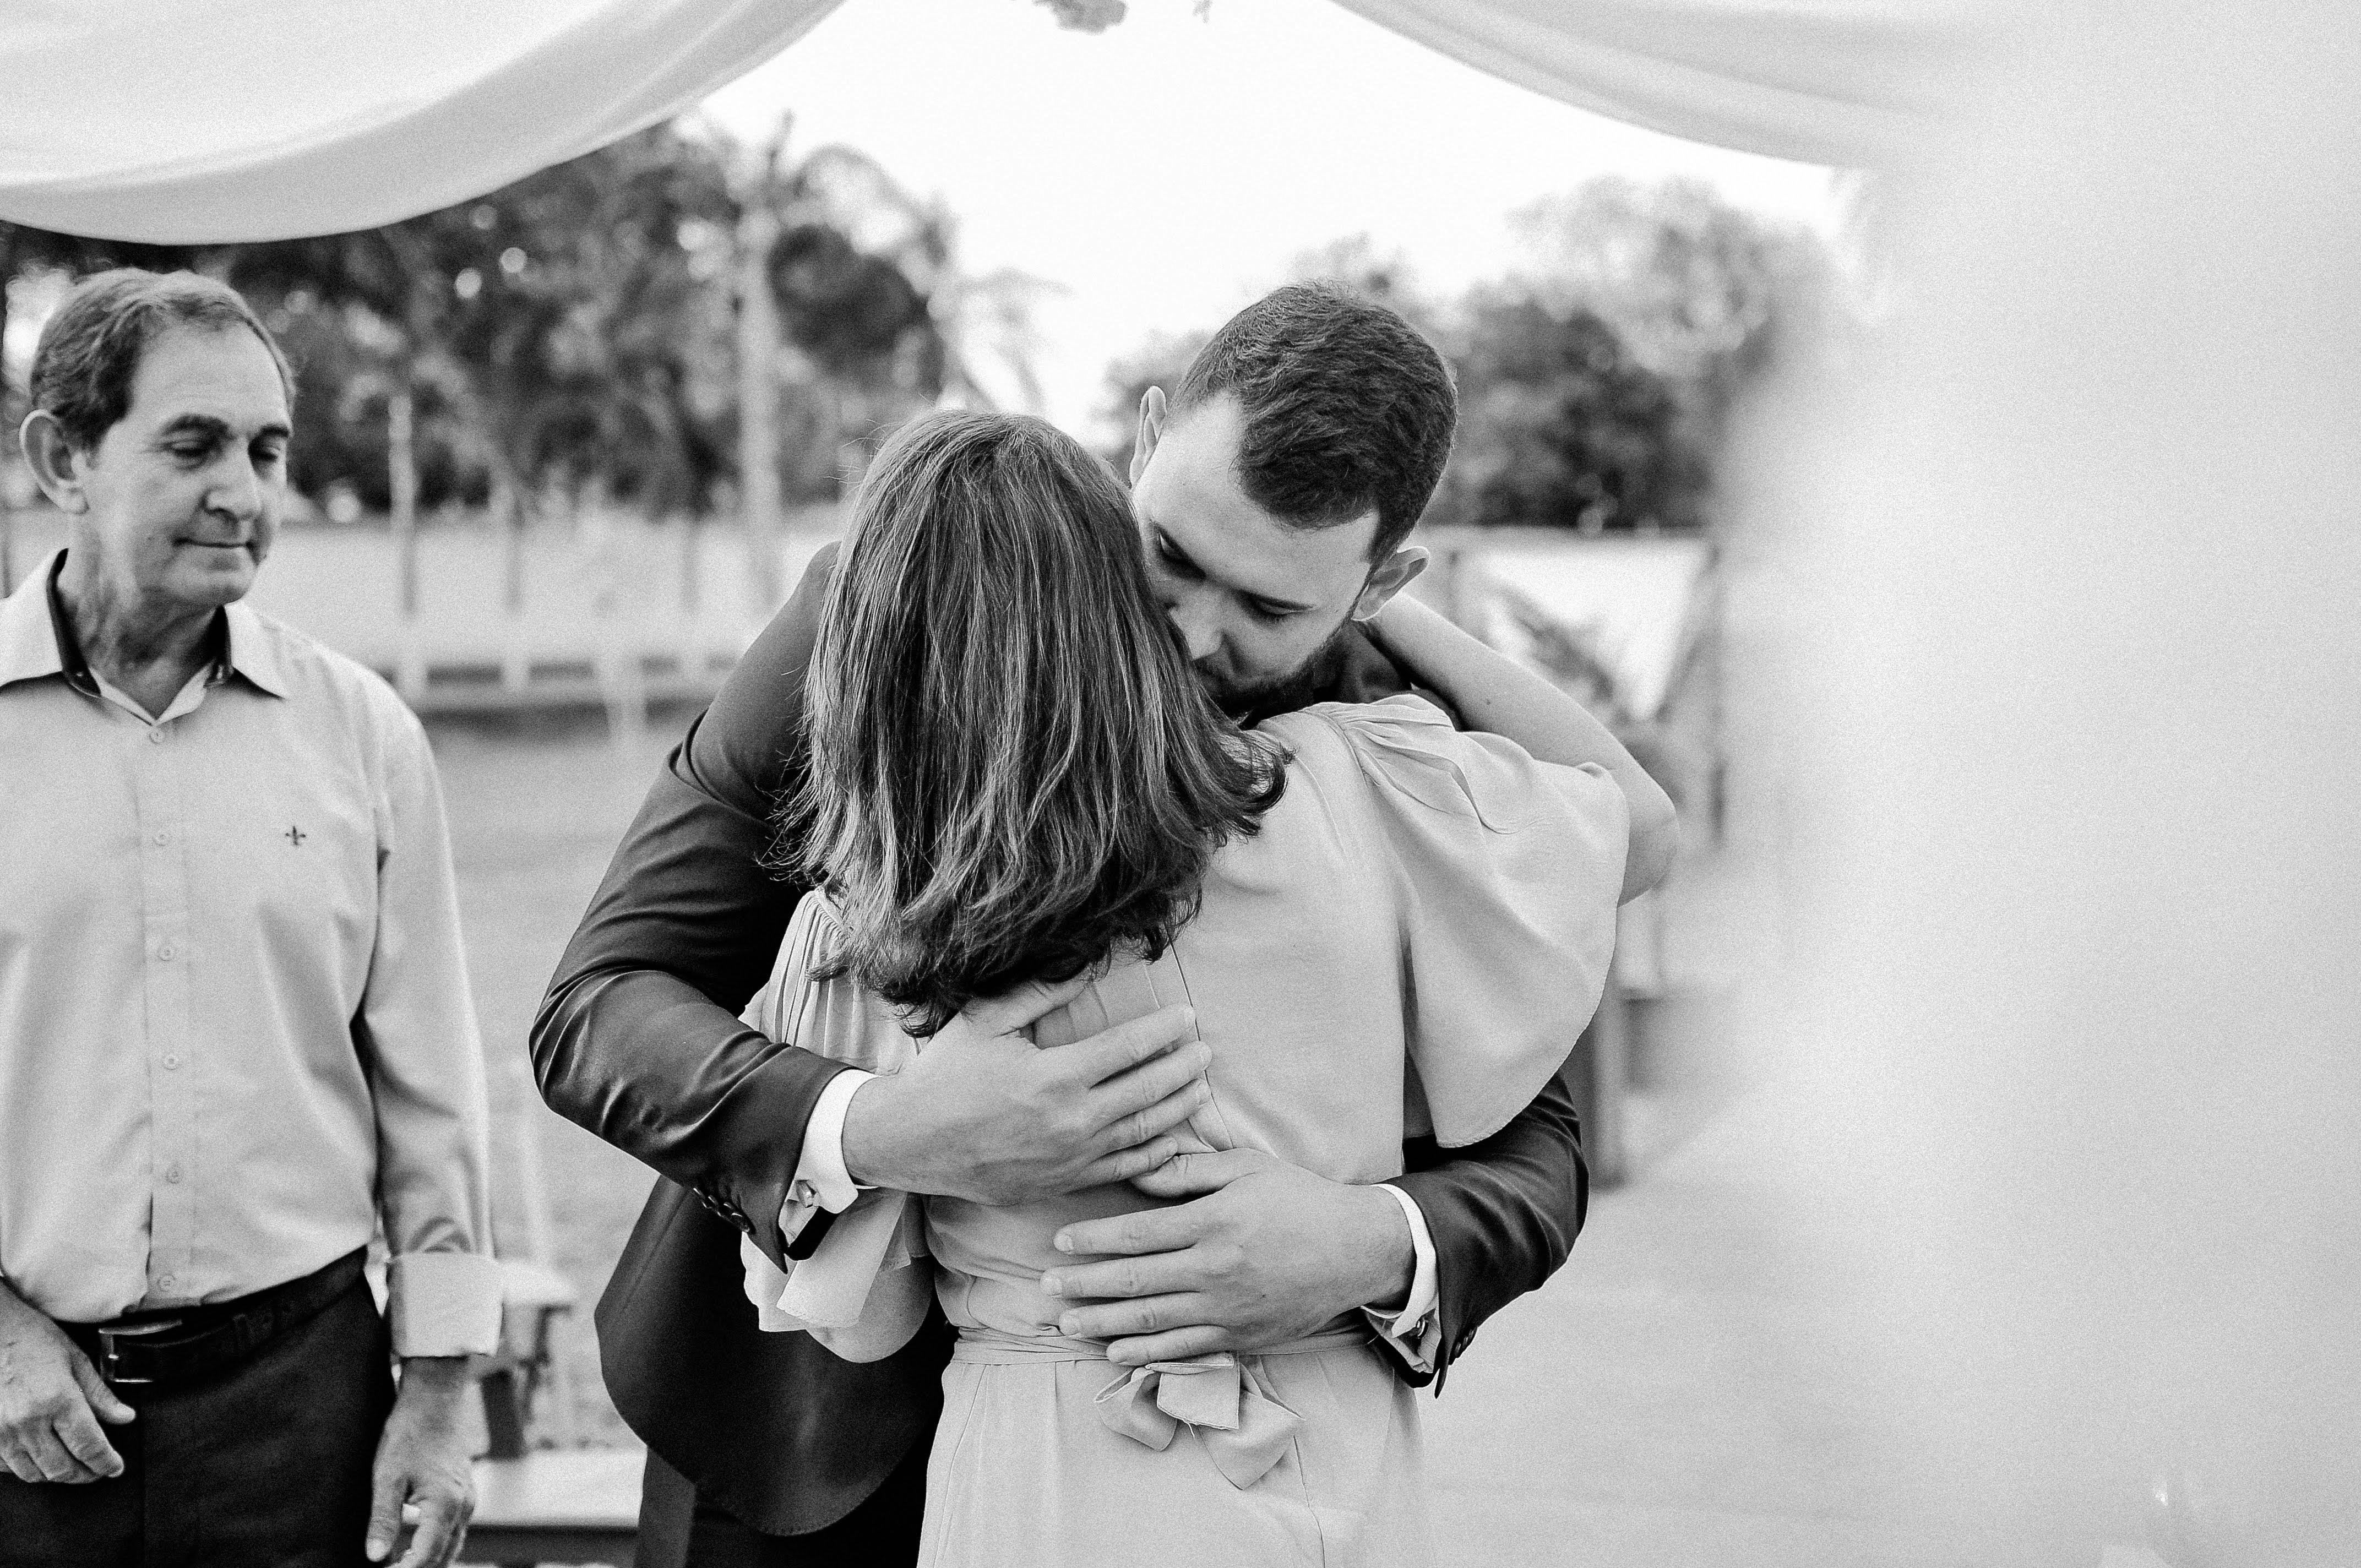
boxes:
[1392,1069,1588,1390]
[532,543,845,1268]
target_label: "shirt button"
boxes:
[147,729,166,745]
[157,944,176,961]
[153,830,170,846]
[166,1165,183,1183]
[163,1053,182,1070]
[159,1274,177,1290]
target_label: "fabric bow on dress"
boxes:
[1092,1352,1303,1489]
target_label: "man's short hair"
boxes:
[1171,282,1456,560]
[30,269,294,453]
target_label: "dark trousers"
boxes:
[633,1440,927,1568]
[0,1277,395,1568]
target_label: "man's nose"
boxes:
[1163,595,1224,665]
[208,456,265,529]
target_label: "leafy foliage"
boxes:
[1095,181,1830,534]
[2,119,1052,520]
[1443,291,1700,532]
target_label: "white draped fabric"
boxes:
[0,0,847,243]
[0,0,1976,243]
[1327,0,1976,168]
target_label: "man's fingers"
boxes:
[3,1446,41,1483]
[1124,1145,1276,1199]
[1089,1076,1209,1164]
[1078,1133,1189,1189]
[1060,1005,1199,1087]
[23,1426,88,1483]
[1049,1291,1218,1345]
[363,1472,407,1562]
[51,1406,124,1479]
[1103,1324,1233,1368]
[1051,1199,1207,1262]
[68,1353,136,1426]
[1081,1036,1208,1139]
[959,972,1094,1037]
[395,1496,465,1568]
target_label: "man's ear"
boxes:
[1128,386,1168,487]
[1351,543,1429,622]
[19,411,90,515]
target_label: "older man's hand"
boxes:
[0,1282,134,1484]
[366,1356,475,1568]
[1039,1147,1416,1366]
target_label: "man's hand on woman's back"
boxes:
[1040,1147,1416,1366]
[837,977,1213,1206]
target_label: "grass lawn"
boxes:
[431,706,697,1449]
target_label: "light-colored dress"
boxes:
[741,696,1628,1568]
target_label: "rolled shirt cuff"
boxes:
[1362,1183,1442,1372]
[778,1068,875,1245]
[384,1250,503,1359]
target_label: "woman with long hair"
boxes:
[739,409,1632,1567]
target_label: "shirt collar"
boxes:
[0,547,287,701]
[0,549,72,694]
[42,549,104,698]
[220,601,290,698]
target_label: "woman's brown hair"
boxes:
[784,409,1287,1034]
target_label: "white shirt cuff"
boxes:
[383,1251,503,1359]
[777,1069,875,1244]
[1362,1183,1441,1371]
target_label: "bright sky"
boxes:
[701,0,1844,438]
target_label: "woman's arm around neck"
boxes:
[1364,594,1678,902]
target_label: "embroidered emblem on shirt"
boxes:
[285,825,307,847]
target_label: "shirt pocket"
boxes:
[194,735,382,1001]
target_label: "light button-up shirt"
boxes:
[0,551,501,1357]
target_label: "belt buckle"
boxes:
[96,1319,183,1386]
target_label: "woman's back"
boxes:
[758,694,1627,1346]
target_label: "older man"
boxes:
[0,270,500,1568]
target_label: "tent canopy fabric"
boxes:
[0,0,846,243]
[1328,0,1978,168]
[0,0,1983,244]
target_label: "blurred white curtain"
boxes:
[0,0,846,243]
[1746,2,2361,1555]
[1326,0,1981,166]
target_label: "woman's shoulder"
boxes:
[1258,693,1451,775]
[744,893,917,1071]
[1265,693,1617,828]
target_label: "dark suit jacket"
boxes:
[533,543,1592,1537]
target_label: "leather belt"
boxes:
[63,1249,369,1389]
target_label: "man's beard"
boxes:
[1198,618,1357,726]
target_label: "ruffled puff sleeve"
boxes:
[737,896,933,1362]
[1283,694,1629,1148]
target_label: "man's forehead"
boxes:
[122,326,290,432]
[1141,399,1377,600]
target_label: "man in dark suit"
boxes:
[534,285,1665,1566]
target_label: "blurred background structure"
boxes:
[7,1,2357,1564]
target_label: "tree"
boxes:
[1093,327,1209,472]
[1286,233,1444,337]
[1509,177,1829,451]
[1438,178,1834,533]
[0,226,195,402]
[5,116,1055,593]
[1439,291,1698,533]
